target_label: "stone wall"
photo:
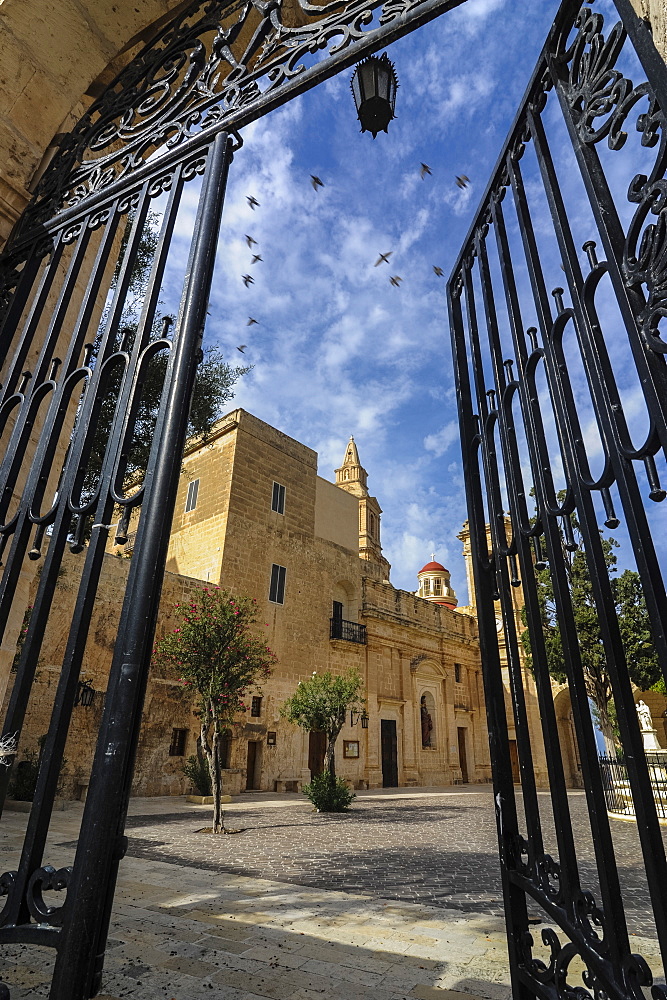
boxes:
[0,0,189,243]
[631,0,667,61]
[2,549,206,799]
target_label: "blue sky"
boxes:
[160,0,666,602]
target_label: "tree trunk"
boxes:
[325,738,335,780]
[211,723,225,833]
[201,713,225,833]
[325,725,343,780]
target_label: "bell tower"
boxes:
[335,436,390,581]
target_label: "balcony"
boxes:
[330,617,367,644]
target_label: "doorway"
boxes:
[381,719,398,787]
[308,731,326,778]
[246,740,259,790]
[457,727,468,784]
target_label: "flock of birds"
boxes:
[233,164,470,353]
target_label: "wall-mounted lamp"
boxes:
[75,680,96,708]
[350,710,369,729]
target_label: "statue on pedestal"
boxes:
[420,695,433,748]
[637,700,653,732]
[636,699,663,752]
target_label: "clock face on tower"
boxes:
[496,615,504,633]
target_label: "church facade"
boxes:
[4,406,603,798]
[162,408,491,792]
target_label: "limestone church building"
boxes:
[162,409,490,793]
[5,407,596,799]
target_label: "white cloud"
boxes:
[424,421,459,457]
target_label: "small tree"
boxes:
[281,669,364,781]
[153,589,276,833]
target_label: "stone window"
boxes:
[251,696,262,717]
[169,728,188,756]
[454,663,462,684]
[271,481,285,514]
[422,579,431,596]
[433,578,442,596]
[185,478,199,513]
[269,564,286,604]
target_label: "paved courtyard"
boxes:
[120,786,662,937]
[0,786,663,999]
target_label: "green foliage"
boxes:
[153,589,276,832]
[520,498,661,746]
[303,772,355,813]
[81,211,251,505]
[281,669,364,780]
[182,750,213,796]
[612,569,661,692]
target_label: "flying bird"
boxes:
[311,175,324,190]
[374,251,392,267]
[237,345,247,353]
[455,175,470,189]
[433,265,444,277]
[247,317,259,326]
[246,195,260,209]
[390,275,403,287]
[250,254,263,264]
[242,274,254,287]
[245,234,257,248]
[420,163,432,178]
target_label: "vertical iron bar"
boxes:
[490,191,580,912]
[507,144,633,976]
[528,103,667,965]
[50,131,232,1000]
[448,270,531,1000]
[474,228,545,875]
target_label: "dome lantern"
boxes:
[416,556,457,608]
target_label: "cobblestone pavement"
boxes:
[115,787,663,939]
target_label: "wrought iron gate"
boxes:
[0,0,466,997]
[448,2,667,1000]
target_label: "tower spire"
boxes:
[335,436,368,495]
[334,436,390,582]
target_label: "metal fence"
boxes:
[600,754,667,819]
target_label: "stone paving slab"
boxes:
[0,787,664,998]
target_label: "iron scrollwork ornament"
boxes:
[21,0,457,230]
[26,865,72,926]
[556,7,667,351]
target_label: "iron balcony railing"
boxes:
[330,617,367,644]
[599,755,667,820]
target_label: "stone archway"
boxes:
[0,0,193,243]
[553,686,583,790]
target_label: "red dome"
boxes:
[418,561,448,574]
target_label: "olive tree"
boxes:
[153,588,276,832]
[281,669,364,779]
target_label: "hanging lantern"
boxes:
[350,53,398,138]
